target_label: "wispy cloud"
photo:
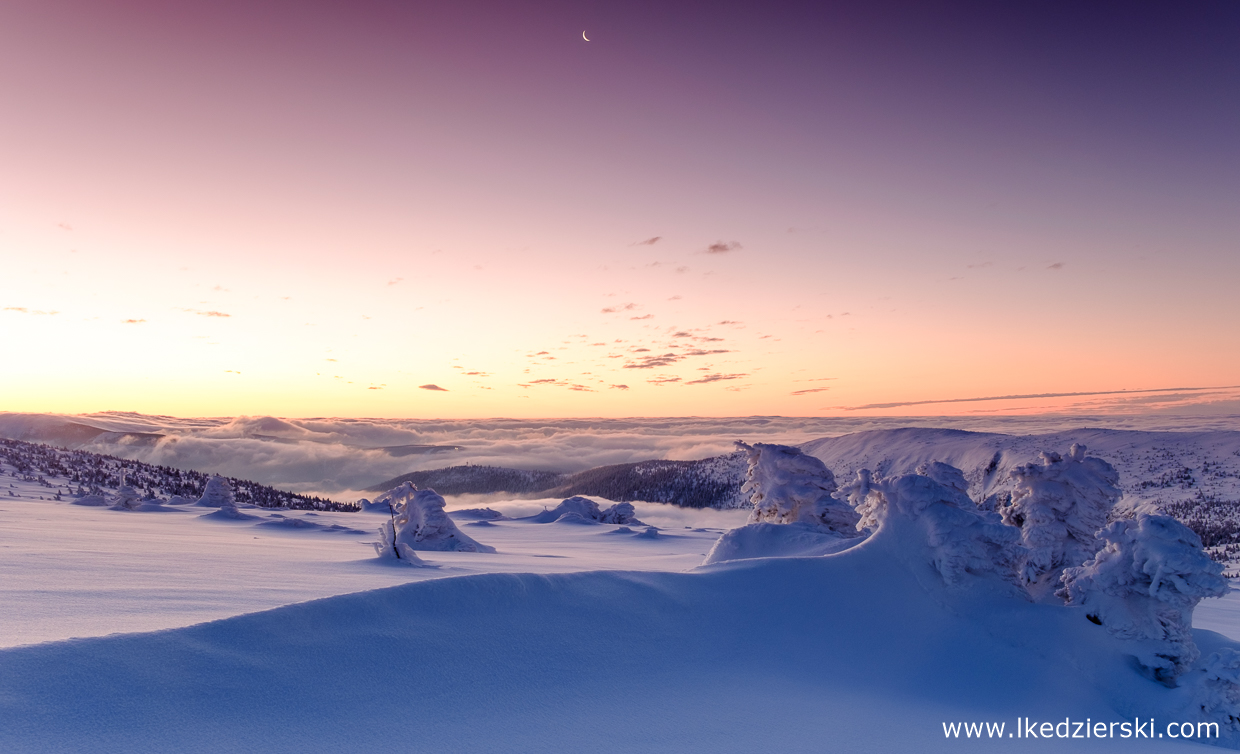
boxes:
[791,387,830,395]
[835,385,1240,411]
[634,236,661,246]
[1047,262,1064,270]
[122,319,147,324]
[4,307,59,315]
[686,373,747,385]
[601,303,638,314]
[419,384,448,392]
[705,241,742,254]
[647,376,681,385]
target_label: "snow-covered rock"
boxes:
[526,496,645,526]
[371,482,495,554]
[1000,444,1121,597]
[450,508,506,520]
[1060,513,1227,683]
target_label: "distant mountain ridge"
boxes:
[367,453,750,509]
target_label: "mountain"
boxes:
[366,453,749,509]
[0,438,355,512]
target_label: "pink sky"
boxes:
[2,1,1238,418]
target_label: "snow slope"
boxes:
[0,520,1229,753]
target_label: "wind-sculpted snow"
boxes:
[0,534,1231,752]
[854,470,1026,591]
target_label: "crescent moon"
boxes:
[583,31,590,41]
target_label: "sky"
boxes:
[2,0,1238,419]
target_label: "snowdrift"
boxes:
[2,518,1234,753]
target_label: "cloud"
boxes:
[387,278,404,286]
[18,411,1239,500]
[685,373,747,385]
[624,353,682,369]
[57,222,72,230]
[717,320,742,326]
[634,236,662,246]
[647,376,682,385]
[834,385,1240,411]
[1047,262,1064,270]
[705,241,742,254]
[791,387,830,395]
[122,319,147,324]
[610,384,629,390]
[601,303,638,314]
[419,384,448,391]
[630,314,654,320]
[4,307,59,315]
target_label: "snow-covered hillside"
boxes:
[800,428,1240,570]
[2,502,1235,752]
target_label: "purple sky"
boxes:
[2,1,1237,417]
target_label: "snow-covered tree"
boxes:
[108,471,143,511]
[737,442,859,535]
[371,482,495,554]
[851,467,1025,590]
[1060,513,1227,684]
[196,475,237,510]
[1001,444,1121,595]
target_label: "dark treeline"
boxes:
[0,439,357,512]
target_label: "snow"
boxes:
[525,495,645,525]
[0,501,1228,753]
[1062,513,1229,683]
[1002,444,1122,596]
[7,423,1240,752]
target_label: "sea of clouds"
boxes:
[3,411,1240,501]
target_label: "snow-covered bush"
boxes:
[1060,513,1227,683]
[1188,648,1240,736]
[852,468,1025,590]
[371,482,495,554]
[528,496,644,526]
[1001,444,1121,595]
[737,442,859,534]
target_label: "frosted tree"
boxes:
[108,470,143,511]
[1001,444,1121,595]
[737,441,859,535]
[850,467,1025,590]
[372,482,495,554]
[196,474,252,519]
[196,475,236,509]
[1060,513,1227,684]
